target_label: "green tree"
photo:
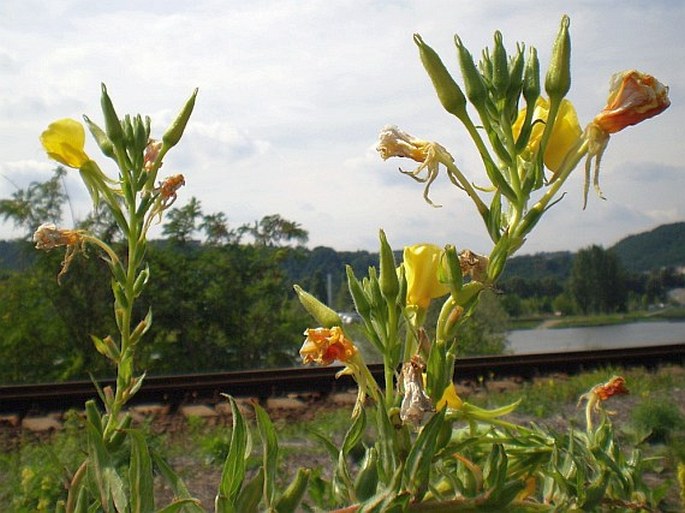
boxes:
[0,167,67,237]
[568,244,628,314]
[162,196,203,243]
[241,213,309,247]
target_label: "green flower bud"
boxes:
[545,15,571,101]
[413,34,468,121]
[492,31,509,100]
[523,47,541,105]
[100,83,124,145]
[82,115,114,159]
[293,284,342,328]
[346,265,371,318]
[455,35,488,110]
[163,87,198,149]
[506,43,525,117]
[378,229,399,301]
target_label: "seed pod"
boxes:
[414,34,468,120]
[442,245,463,297]
[163,87,198,149]
[545,15,571,100]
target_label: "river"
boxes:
[506,320,685,354]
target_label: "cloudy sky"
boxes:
[1,0,683,255]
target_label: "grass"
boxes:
[1,365,684,510]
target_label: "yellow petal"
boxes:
[513,98,582,173]
[40,118,90,168]
[403,244,450,309]
[436,382,463,410]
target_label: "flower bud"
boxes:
[491,31,509,100]
[455,35,488,110]
[441,245,463,297]
[83,115,115,159]
[100,83,124,145]
[378,229,400,301]
[163,87,198,149]
[346,265,371,318]
[544,15,572,101]
[414,34,468,120]
[293,284,342,327]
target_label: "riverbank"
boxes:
[509,306,685,331]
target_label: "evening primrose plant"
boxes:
[292,15,672,512]
[34,14,674,513]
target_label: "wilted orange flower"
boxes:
[143,139,163,172]
[591,375,629,401]
[377,125,454,206]
[33,222,84,250]
[300,326,357,366]
[592,70,670,134]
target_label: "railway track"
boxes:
[1,343,683,414]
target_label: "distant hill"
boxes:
[1,222,684,280]
[610,222,685,273]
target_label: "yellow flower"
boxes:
[40,118,90,168]
[513,97,582,172]
[403,244,450,310]
[300,326,358,366]
[592,70,670,134]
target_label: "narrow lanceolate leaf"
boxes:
[152,454,205,513]
[128,429,155,513]
[216,396,252,513]
[402,409,446,500]
[254,401,279,509]
[86,420,114,512]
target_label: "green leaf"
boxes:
[154,499,203,513]
[235,468,264,513]
[86,420,114,512]
[274,467,311,513]
[152,453,204,513]
[216,396,252,513]
[402,409,446,499]
[128,429,155,513]
[254,401,279,508]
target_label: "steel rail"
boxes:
[1,343,683,414]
